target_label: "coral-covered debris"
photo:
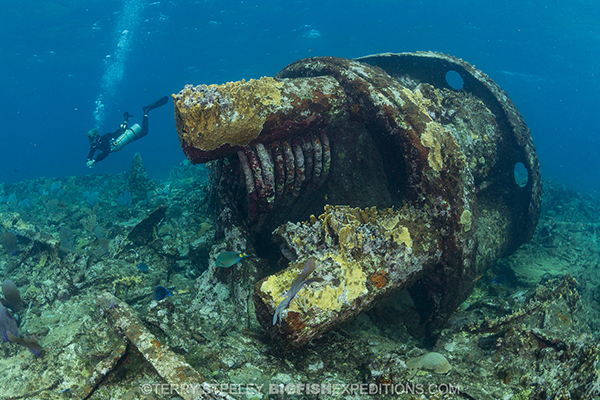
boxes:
[126,205,167,246]
[255,204,439,348]
[97,292,235,400]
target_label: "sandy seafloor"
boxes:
[0,156,599,400]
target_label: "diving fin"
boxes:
[142,95,168,114]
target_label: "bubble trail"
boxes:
[93,0,145,129]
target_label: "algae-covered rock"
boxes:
[406,352,452,375]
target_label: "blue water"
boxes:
[1,0,598,195]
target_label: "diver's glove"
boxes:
[86,159,95,168]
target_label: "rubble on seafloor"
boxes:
[0,155,598,399]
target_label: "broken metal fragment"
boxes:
[126,205,167,246]
[255,205,436,348]
[96,292,234,400]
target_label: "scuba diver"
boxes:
[86,95,168,168]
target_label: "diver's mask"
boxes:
[87,128,101,146]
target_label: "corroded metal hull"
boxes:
[174,52,541,348]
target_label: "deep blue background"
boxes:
[1,0,598,195]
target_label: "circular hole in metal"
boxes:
[445,70,464,90]
[514,162,528,188]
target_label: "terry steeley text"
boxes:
[141,382,461,396]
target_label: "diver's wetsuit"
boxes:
[86,95,167,166]
[87,115,149,164]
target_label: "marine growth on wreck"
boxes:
[173,52,542,346]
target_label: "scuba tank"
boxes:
[111,123,142,152]
[111,112,141,152]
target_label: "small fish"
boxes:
[152,286,172,301]
[273,259,323,326]
[216,251,250,268]
[136,262,149,272]
[492,275,505,285]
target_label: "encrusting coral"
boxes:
[255,204,439,348]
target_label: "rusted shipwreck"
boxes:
[172,52,541,348]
